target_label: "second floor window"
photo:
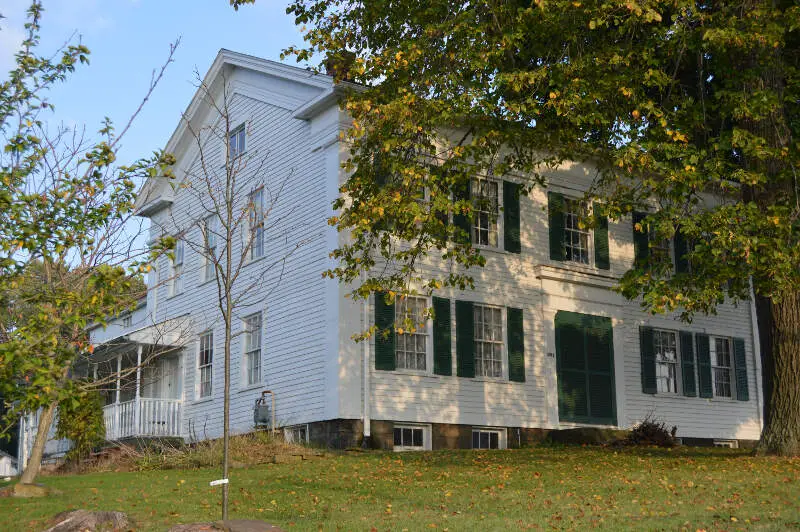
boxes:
[169,239,184,297]
[395,296,428,371]
[249,188,264,260]
[229,125,245,159]
[243,313,262,386]
[198,332,214,398]
[563,198,590,264]
[471,179,499,247]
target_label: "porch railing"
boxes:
[103,398,183,440]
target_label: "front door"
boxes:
[555,311,616,425]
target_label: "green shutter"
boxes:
[593,203,610,270]
[679,331,697,397]
[374,292,396,371]
[639,326,657,394]
[548,192,565,261]
[696,333,713,398]
[455,300,475,378]
[503,181,521,254]
[507,307,525,382]
[674,227,690,273]
[733,338,749,401]
[433,297,452,376]
[632,211,649,265]
[452,180,471,244]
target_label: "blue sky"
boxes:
[1,0,306,165]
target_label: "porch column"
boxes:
[134,345,142,436]
[115,354,122,440]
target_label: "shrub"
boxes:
[625,416,677,447]
[55,389,106,463]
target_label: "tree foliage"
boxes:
[55,387,105,463]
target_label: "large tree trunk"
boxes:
[19,401,57,484]
[757,292,800,456]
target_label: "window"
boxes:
[654,329,679,394]
[229,124,245,159]
[243,313,262,386]
[169,239,184,297]
[284,424,309,444]
[395,296,428,371]
[472,429,504,450]
[249,188,264,260]
[393,425,428,451]
[563,198,590,264]
[198,332,214,398]
[474,304,503,378]
[202,215,217,282]
[471,179,499,247]
[711,336,733,398]
[121,313,132,328]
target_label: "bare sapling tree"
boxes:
[165,70,308,519]
[0,2,179,487]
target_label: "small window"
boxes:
[563,198,590,264]
[243,313,262,386]
[284,424,309,444]
[395,296,428,371]
[121,314,132,328]
[711,337,733,398]
[474,304,503,378]
[229,125,246,159]
[249,188,265,260]
[471,179,499,247]
[654,329,679,394]
[198,332,214,398]
[472,429,504,450]
[202,215,217,283]
[713,439,738,449]
[169,239,184,297]
[393,424,428,451]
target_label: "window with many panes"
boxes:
[393,425,425,450]
[474,304,503,378]
[395,296,428,371]
[243,313,262,386]
[229,124,245,159]
[202,215,217,283]
[198,332,213,398]
[563,198,590,264]
[284,424,309,444]
[169,239,184,297]
[472,429,503,449]
[711,336,733,398]
[654,329,679,394]
[471,179,499,247]
[249,188,264,260]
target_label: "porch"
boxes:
[103,397,183,440]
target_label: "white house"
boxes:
[20,49,764,463]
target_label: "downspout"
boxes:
[749,277,764,432]
[362,284,371,448]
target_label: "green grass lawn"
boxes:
[2,446,799,531]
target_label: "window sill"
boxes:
[470,376,509,384]
[192,396,214,405]
[198,278,216,288]
[165,293,183,300]
[238,383,264,394]
[244,255,267,268]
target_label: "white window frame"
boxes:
[201,215,217,283]
[197,331,214,399]
[248,187,265,260]
[473,303,505,379]
[562,197,592,266]
[394,296,432,373]
[121,313,132,328]
[710,336,734,399]
[653,329,680,394]
[169,239,184,297]
[242,312,263,387]
[471,178,502,249]
[229,124,246,159]
[392,423,431,451]
[471,427,506,450]
[284,424,309,444]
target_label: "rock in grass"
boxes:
[11,483,52,498]
[44,510,130,531]
[169,521,283,532]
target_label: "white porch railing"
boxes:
[103,398,183,440]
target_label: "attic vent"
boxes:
[713,439,738,449]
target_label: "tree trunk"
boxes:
[19,401,57,484]
[221,311,231,520]
[757,291,800,456]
